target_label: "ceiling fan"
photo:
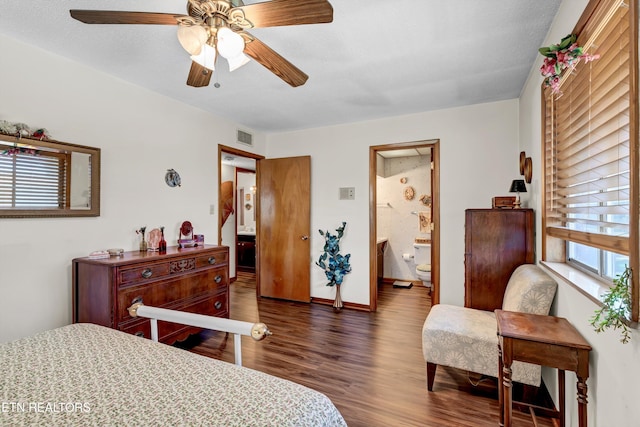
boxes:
[69,0,333,88]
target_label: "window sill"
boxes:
[540,261,610,307]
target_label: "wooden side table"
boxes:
[496,310,592,427]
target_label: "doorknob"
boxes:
[301,235,309,240]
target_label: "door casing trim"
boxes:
[369,140,440,311]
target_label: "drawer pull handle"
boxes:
[208,256,216,265]
[135,331,145,338]
[141,268,153,279]
[215,275,223,284]
[214,301,222,310]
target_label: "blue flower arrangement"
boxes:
[316,221,352,286]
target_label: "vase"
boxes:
[139,233,147,252]
[333,284,343,312]
[159,229,167,254]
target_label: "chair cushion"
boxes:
[422,304,541,386]
[502,264,557,314]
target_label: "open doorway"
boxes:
[369,140,440,311]
[218,145,264,283]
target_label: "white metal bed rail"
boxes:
[127,302,271,366]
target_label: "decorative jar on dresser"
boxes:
[72,245,229,344]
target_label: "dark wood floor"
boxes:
[179,273,555,427]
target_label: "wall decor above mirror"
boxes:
[0,133,100,218]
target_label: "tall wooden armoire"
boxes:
[464,208,535,311]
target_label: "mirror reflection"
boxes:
[0,134,100,217]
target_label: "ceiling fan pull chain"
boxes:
[214,56,221,88]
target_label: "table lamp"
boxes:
[509,179,527,208]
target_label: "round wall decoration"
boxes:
[165,169,181,187]
[403,186,415,201]
[519,151,526,175]
[524,157,533,183]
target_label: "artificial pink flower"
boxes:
[540,58,556,77]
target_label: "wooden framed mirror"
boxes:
[0,133,100,218]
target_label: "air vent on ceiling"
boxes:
[237,129,253,147]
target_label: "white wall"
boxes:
[237,171,256,232]
[0,33,266,343]
[518,0,640,424]
[266,100,520,306]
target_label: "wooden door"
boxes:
[257,156,311,302]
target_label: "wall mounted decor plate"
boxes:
[403,186,415,201]
[524,157,532,183]
[165,169,181,187]
[419,194,432,206]
[519,151,526,175]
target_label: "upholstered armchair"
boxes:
[421,264,558,391]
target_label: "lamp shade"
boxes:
[217,27,245,59]
[226,52,250,72]
[509,179,527,193]
[190,43,216,71]
[177,25,208,55]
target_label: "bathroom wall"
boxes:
[377,154,431,282]
[236,171,256,232]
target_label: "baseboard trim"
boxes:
[311,297,371,312]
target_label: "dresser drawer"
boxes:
[119,293,228,341]
[195,250,228,268]
[119,261,173,285]
[117,268,228,321]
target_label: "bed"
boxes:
[0,323,347,426]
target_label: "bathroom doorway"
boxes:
[369,140,440,311]
[218,145,264,283]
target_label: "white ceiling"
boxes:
[0,1,561,133]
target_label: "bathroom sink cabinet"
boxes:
[237,234,256,272]
[376,240,387,284]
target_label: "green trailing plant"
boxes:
[590,266,632,344]
[316,221,351,286]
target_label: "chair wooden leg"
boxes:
[426,362,437,391]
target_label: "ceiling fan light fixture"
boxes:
[190,43,217,71]
[177,24,208,55]
[216,27,245,59]
[226,52,250,72]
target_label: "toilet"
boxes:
[413,242,432,287]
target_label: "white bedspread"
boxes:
[0,323,347,426]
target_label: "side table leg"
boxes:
[577,376,588,427]
[503,364,513,427]
[498,344,504,427]
[558,369,565,427]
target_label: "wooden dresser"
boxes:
[464,209,534,311]
[72,245,229,344]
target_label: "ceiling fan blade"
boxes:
[187,62,213,87]
[70,10,181,25]
[243,36,308,87]
[236,0,333,28]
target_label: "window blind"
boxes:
[0,147,68,209]
[545,0,630,255]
